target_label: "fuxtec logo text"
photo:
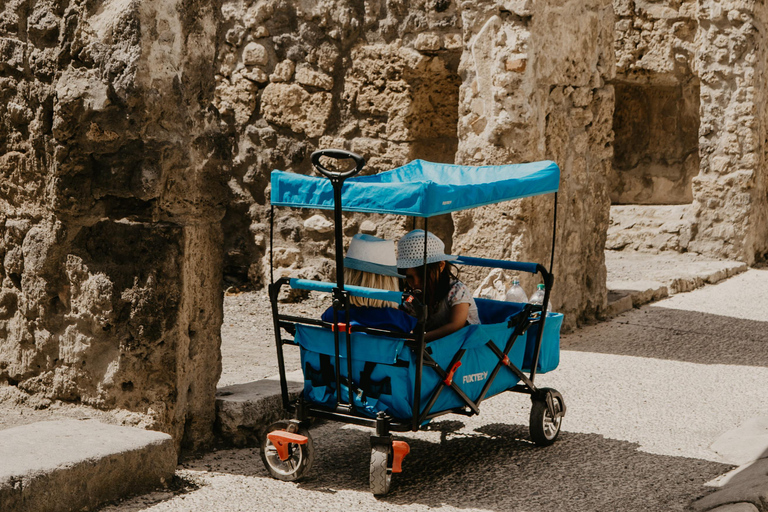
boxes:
[462,371,488,384]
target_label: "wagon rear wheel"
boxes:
[369,444,392,495]
[260,420,315,481]
[529,392,564,446]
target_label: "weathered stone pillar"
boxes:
[455,0,615,328]
[691,1,768,263]
[0,0,226,452]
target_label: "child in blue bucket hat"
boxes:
[321,234,417,333]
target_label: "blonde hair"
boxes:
[345,268,400,309]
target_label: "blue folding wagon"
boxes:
[261,150,565,495]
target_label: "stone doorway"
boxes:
[607,77,700,254]
[611,79,700,206]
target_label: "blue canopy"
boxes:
[271,159,560,217]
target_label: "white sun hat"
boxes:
[396,229,458,269]
[344,234,405,278]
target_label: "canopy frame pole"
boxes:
[269,205,275,286]
[412,217,429,431]
[267,205,291,410]
[530,192,558,384]
[550,193,558,275]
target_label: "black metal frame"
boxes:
[268,149,560,437]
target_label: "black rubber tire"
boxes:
[260,421,315,482]
[369,445,392,496]
[530,396,563,446]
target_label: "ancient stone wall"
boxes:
[5,0,766,451]
[454,0,615,327]
[216,0,463,287]
[612,0,701,206]
[218,0,616,329]
[0,0,226,452]
[691,0,768,263]
[612,0,768,263]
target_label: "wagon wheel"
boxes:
[369,444,392,495]
[529,391,564,446]
[260,420,315,481]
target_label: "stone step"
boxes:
[0,419,176,512]
[215,369,304,447]
[603,250,748,318]
[607,204,691,252]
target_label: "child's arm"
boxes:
[424,302,469,342]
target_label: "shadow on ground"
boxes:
[177,420,730,512]
[562,306,768,367]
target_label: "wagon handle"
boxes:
[311,149,366,179]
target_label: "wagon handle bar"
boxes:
[311,149,366,179]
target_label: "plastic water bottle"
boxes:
[505,279,528,303]
[529,284,549,313]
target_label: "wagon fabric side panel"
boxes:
[294,304,563,422]
[296,326,414,419]
[475,299,564,373]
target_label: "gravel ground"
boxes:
[96,268,768,512]
[3,256,765,512]
[218,289,328,387]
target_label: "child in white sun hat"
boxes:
[321,234,417,333]
[397,229,479,341]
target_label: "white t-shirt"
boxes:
[425,279,480,331]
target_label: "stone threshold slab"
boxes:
[693,416,768,511]
[0,419,176,512]
[215,369,304,447]
[605,251,748,318]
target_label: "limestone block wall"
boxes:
[455,0,615,327]
[612,0,701,206]
[691,1,768,263]
[215,0,464,286]
[0,0,226,452]
[612,0,768,263]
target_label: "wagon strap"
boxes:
[360,361,392,399]
[304,354,337,387]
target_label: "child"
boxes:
[397,230,479,341]
[321,234,417,333]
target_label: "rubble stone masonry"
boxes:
[1,0,766,448]
[0,0,226,452]
[612,0,768,262]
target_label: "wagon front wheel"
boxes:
[260,421,315,481]
[529,391,564,446]
[369,444,392,495]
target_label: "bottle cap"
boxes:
[537,284,545,289]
